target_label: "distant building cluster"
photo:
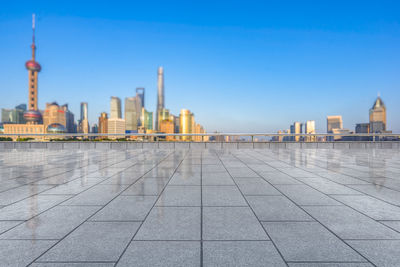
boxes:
[273,95,391,142]
[274,120,316,142]
[100,67,206,141]
[326,96,391,141]
[0,16,205,140]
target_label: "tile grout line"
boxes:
[215,150,290,267]
[239,150,377,267]
[0,152,145,237]
[113,149,189,266]
[253,149,400,234]
[25,150,175,266]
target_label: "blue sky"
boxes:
[1,0,399,132]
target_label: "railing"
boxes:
[1,133,399,142]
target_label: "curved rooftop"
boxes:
[372,96,385,109]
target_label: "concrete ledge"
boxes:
[0,141,399,150]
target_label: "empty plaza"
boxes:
[0,146,400,266]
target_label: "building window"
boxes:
[31,98,34,101]
[31,91,34,95]
[31,104,34,108]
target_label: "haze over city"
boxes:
[1,0,399,132]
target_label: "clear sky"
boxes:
[1,0,399,133]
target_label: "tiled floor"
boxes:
[0,148,400,266]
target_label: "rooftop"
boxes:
[0,148,400,266]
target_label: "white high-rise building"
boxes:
[110,97,122,119]
[107,118,125,139]
[125,97,142,131]
[305,120,316,142]
[155,67,164,131]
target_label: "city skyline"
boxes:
[1,1,400,132]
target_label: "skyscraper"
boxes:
[180,109,193,141]
[62,104,75,133]
[140,108,153,131]
[110,97,122,119]
[125,97,142,131]
[23,14,42,124]
[1,104,26,124]
[155,67,164,131]
[160,119,175,141]
[136,87,145,108]
[369,96,386,133]
[290,122,302,142]
[98,112,108,135]
[355,123,370,134]
[78,102,89,134]
[305,120,316,142]
[43,102,66,129]
[108,118,125,139]
[80,102,88,122]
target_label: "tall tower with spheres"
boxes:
[23,14,42,124]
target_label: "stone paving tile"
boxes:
[347,185,400,205]
[0,184,55,205]
[117,241,200,267]
[247,164,277,172]
[288,263,373,267]
[332,195,400,220]
[100,172,143,185]
[203,207,268,240]
[348,240,400,267]
[0,220,22,235]
[280,168,319,178]
[202,186,247,206]
[296,177,362,195]
[32,263,115,267]
[203,241,286,267]
[227,167,259,178]
[156,186,200,206]
[276,184,341,206]
[134,207,201,240]
[0,240,56,266]
[234,177,281,195]
[169,172,201,185]
[91,195,157,221]
[122,178,169,196]
[202,172,234,185]
[1,149,400,266]
[263,222,366,262]
[0,194,72,220]
[258,171,302,184]
[41,178,102,195]
[303,206,400,240]
[61,184,128,206]
[247,195,313,221]
[317,172,371,185]
[1,205,100,240]
[202,165,227,173]
[38,221,141,262]
[380,221,400,232]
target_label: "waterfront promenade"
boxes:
[0,147,400,266]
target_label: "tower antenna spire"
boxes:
[31,13,36,60]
